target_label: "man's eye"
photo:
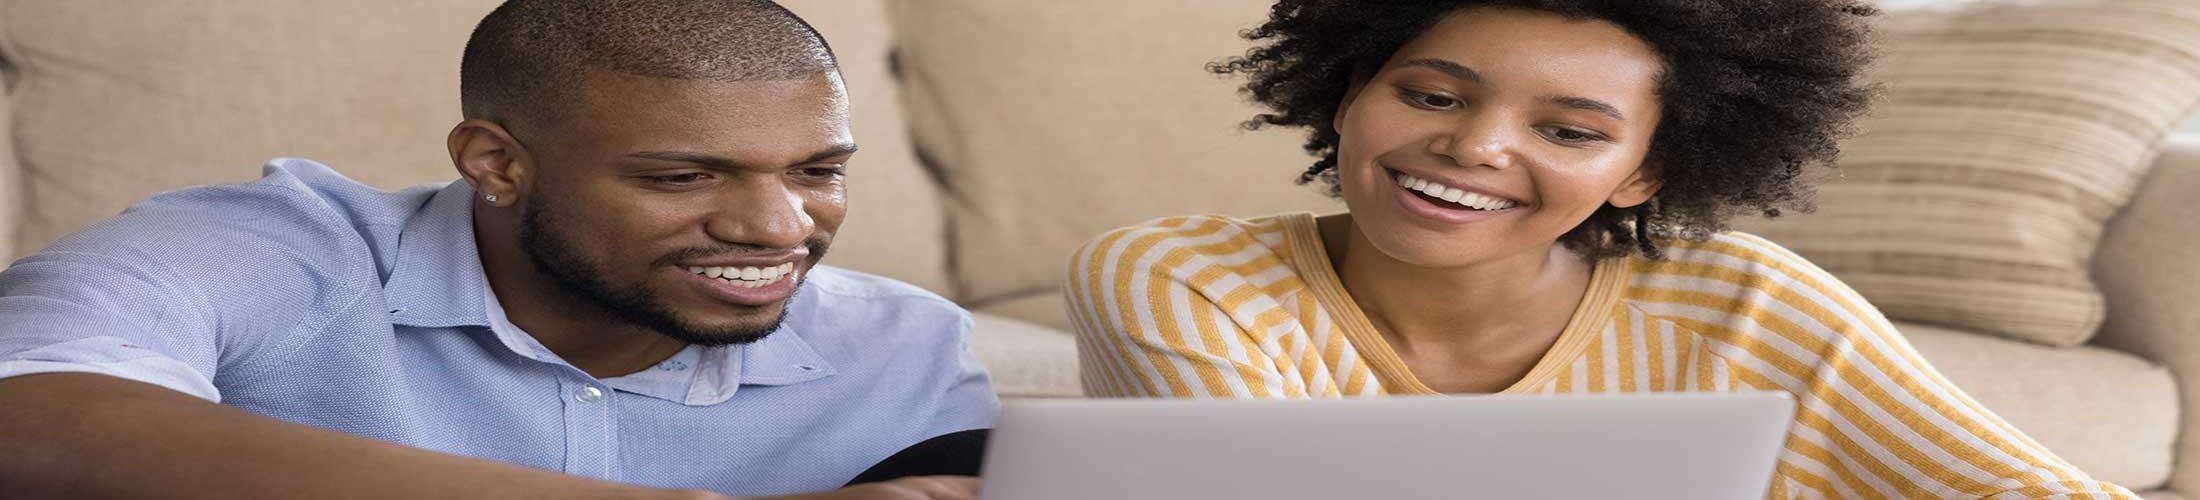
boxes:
[796,166,847,179]
[648,173,711,185]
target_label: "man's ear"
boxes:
[1607,161,1665,209]
[447,119,535,208]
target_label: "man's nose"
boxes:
[702,179,815,250]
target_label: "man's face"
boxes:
[516,71,853,346]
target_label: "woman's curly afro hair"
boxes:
[1213,0,1879,259]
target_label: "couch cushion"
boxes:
[968,312,1080,398]
[2095,135,2200,494]
[972,290,1075,332]
[1739,0,2200,346]
[780,0,952,294]
[889,0,1335,304]
[0,0,951,293]
[1900,321,2177,490]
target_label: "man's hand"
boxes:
[771,477,980,500]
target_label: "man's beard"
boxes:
[516,194,820,346]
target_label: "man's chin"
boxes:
[655,306,792,346]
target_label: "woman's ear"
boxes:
[447,119,535,208]
[1607,161,1665,209]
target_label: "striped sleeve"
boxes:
[1638,233,2134,499]
[1062,217,1302,399]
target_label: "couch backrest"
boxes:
[889,0,1339,309]
[0,0,951,294]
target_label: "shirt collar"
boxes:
[383,181,493,329]
[381,181,836,405]
[606,320,840,406]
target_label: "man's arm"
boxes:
[0,374,983,500]
[0,373,725,500]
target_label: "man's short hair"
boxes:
[459,0,838,129]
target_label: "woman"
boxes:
[1063,1,2132,498]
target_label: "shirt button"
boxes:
[574,386,605,404]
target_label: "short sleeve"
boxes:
[0,176,372,402]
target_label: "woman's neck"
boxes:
[1319,214,1593,361]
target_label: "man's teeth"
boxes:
[685,263,798,288]
[1394,172,1520,211]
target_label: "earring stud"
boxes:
[485,194,499,203]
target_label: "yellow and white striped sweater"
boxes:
[1063,213,2131,499]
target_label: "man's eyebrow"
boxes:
[1401,58,1483,84]
[626,143,860,168]
[1545,95,1627,122]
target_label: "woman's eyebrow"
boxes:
[1402,58,1483,84]
[1545,95,1626,122]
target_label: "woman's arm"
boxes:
[1690,235,2135,499]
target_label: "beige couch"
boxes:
[3,0,2196,497]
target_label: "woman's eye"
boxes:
[1546,127,1605,144]
[1399,89,1460,110]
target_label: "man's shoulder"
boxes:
[34,158,442,272]
[77,158,440,255]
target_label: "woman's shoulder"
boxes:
[1065,213,1308,297]
[1626,230,1870,320]
[1635,230,1833,283]
[1072,214,1297,265]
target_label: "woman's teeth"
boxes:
[1394,172,1520,211]
[685,263,797,288]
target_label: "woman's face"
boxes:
[1333,6,1665,269]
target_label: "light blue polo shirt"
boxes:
[0,159,998,496]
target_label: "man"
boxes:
[0,1,993,499]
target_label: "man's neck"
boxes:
[473,212,689,379]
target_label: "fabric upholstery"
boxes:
[1740,0,2200,346]
[0,51,17,264]
[966,312,1080,398]
[0,0,952,294]
[3,0,496,254]
[972,290,1075,333]
[1902,321,2177,490]
[2142,490,2189,500]
[889,0,1337,304]
[2095,136,2200,494]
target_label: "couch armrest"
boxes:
[2094,133,2200,493]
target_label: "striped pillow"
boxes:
[1739,0,2200,347]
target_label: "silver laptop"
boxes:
[981,392,1796,500]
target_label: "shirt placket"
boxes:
[559,377,616,479]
